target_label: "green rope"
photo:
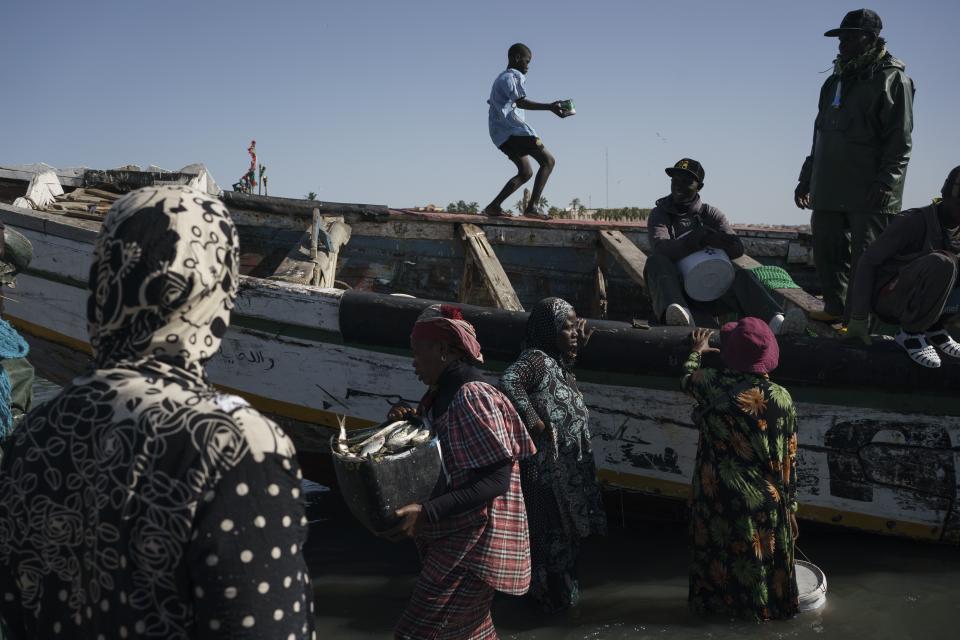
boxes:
[750,265,800,290]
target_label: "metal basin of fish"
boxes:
[330,421,442,533]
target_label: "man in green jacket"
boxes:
[794,9,915,323]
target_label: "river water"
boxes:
[305,486,960,640]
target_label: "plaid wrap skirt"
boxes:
[395,566,496,640]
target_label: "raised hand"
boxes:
[690,328,719,355]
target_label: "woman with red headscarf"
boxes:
[386,305,535,640]
[682,318,800,621]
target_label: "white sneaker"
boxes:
[768,313,785,335]
[770,308,807,336]
[665,304,693,326]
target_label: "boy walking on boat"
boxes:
[483,43,567,220]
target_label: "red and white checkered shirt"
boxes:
[416,381,536,595]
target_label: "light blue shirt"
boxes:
[487,68,537,147]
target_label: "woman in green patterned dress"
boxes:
[682,318,800,621]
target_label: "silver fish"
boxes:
[360,434,387,458]
[350,421,405,453]
[335,414,350,454]
[409,429,432,446]
[384,425,418,449]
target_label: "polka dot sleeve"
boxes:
[187,451,315,640]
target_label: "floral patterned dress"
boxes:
[681,352,800,621]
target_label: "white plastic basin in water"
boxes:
[676,247,735,302]
[796,560,828,612]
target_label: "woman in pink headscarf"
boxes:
[682,317,800,621]
[386,305,535,640]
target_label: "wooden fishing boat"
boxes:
[1,165,958,544]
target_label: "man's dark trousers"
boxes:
[811,210,889,318]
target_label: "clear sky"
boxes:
[2,0,957,223]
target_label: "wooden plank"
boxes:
[592,266,608,320]
[313,219,351,287]
[235,278,343,333]
[82,188,121,201]
[458,223,524,312]
[268,216,351,288]
[599,229,648,289]
[0,204,101,240]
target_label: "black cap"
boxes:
[825,9,883,37]
[665,158,705,183]
[943,166,960,200]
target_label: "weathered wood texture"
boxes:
[592,267,608,320]
[222,191,389,219]
[314,219,351,287]
[458,223,523,312]
[599,229,648,289]
[268,216,351,287]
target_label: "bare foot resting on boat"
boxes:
[522,210,551,220]
[482,205,510,217]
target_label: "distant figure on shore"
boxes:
[386,304,535,640]
[846,166,960,367]
[794,9,915,324]
[645,158,806,334]
[0,225,34,450]
[500,297,606,612]
[483,42,567,220]
[0,186,315,639]
[683,320,800,621]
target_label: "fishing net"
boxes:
[750,265,801,290]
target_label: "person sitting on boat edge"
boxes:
[0,224,34,454]
[845,166,960,368]
[0,186,315,639]
[644,158,807,335]
[384,304,536,640]
[499,297,607,613]
[683,319,800,621]
[482,42,568,220]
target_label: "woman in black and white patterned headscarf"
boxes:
[0,185,315,639]
[499,297,607,612]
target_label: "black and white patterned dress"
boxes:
[0,185,315,639]
[499,298,606,613]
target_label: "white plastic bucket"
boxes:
[676,247,735,302]
[795,560,828,612]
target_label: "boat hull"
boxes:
[2,201,960,544]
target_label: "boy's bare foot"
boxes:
[522,210,551,220]
[482,205,509,217]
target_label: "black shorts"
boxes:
[498,135,543,160]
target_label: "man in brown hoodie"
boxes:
[846,166,960,367]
